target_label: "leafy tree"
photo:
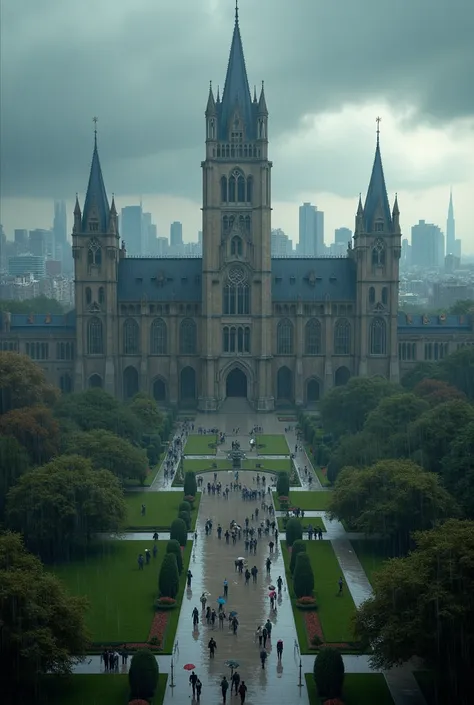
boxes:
[401,361,442,390]
[413,378,466,406]
[290,539,306,574]
[313,648,345,698]
[183,471,197,497]
[0,351,59,414]
[363,393,428,441]
[178,510,191,530]
[179,501,191,513]
[64,429,148,483]
[439,346,474,399]
[0,532,89,699]
[320,377,398,439]
[293,552,314,597]
[129,393,164,433]
[329,459,457,554]
[170,518,187,546]
[166,539,183,574]
[448,299,474,315]
[327,432,382,483]
[6,455,126,561]
[145,433,162,466]
[0,295,65,314]
[0,405,60,465]
[354,520,474,705]
[158,552,180,598]
[409,399,474,472]
[276,471,290,497]
[440,422,474,518]
[128,648,159,700]
[0,437,29,520]
[285,517,303,547]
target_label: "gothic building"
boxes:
[1,10,472,408]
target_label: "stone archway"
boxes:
[152,378,166,402]
[335,366,350,386]
[123,366,139,399]
[226,367,247,398]
[306,378,320,403]
[180,367,196,401]
[277,366,293,401]
[89,374,102,388]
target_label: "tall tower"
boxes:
[446,189,455,256]
[352,119,401,382]
[72,123,121,393]
[199,4,273,411]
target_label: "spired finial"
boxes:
[93,116,98,145]
[376,116,381,142]
[235,0,239,23]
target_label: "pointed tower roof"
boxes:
[258,81,268,115]
[363,119,392,232]
[74,193,81,216]
[82,126,110,232]
[206,81,216,116]
[219,2,254,138]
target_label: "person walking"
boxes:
[231,670,241,695]
[196,678,202,701]
[223,578,228,598]
[221,675,229,703]
[238,681,248,704]
[277,575,283,593]
[276,639,283,660]
[338,576,343,595]
[189,670,198,698]
[208,637,217,658]
[256,625,263,646]
[262,626,268,648]
[260,648,267,669]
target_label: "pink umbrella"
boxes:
[268,590,276,598]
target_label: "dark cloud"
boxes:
[1,0,472,202]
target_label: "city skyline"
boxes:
[1,0,473,248]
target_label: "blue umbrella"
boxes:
[217,597,226,605]
[229,610,238,617]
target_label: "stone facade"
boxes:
[1,12,473,408]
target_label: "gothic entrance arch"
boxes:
[89,374,102,388]
[277,366,293,401]
[153,378,166,402]
[123,366,139,399]
[180,367,196,402]
[306,378,320,403]
[335,366,350,386]
[226,368,247,398]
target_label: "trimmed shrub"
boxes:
[154,596,177,610]
[286,517,303,547]
[179,501,191,513]
[293,552,315,598]
[166,539,183,574]
[183,494,195,504]
[183,471,197,497]
[178,510,191,530]
[276,471,290,497]
[158,552,179,598]
[296,596,317,610]
[290,539,306,574]
[170,518,187,546]
[128,648,159,700]
[313,647,345,698]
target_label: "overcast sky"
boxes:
[1,0,473,249]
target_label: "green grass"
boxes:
[38,674,168,705]
[305,673,394,705]
[277,516,326,533]
[350,539,392,586]
[256,434,289,455]
[125,490,201,530]
[182,457,292,473]
[184,434,217,455]
[274,490,332,511]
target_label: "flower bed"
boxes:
[147,611,168,647]
[296,596,317,610]
[154,597,177,611]
[129,700,150,705]
[184,495,195,504]
[304,611,351,651]
[324,699,345,705]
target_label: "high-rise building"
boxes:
[271,228,292,256]
[53,200,68,268]
[298,203,324,256]
[14,229,29,254]
[411,220,444,267]
[446,190,456,256]
[29,229,53,258]
[334,227,352,246]
[170,221,183,249]
[121,205,143,256]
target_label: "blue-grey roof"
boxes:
[5,310,76,331]
[218,11,255,140]
[397,312,472,332]
[271,258,356,301]
[364,136,392,232]
[117,258,203,302]
[82,135,110,232]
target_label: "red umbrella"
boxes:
[183,663,196,671]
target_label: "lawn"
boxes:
[304,443,331,487]
[38,674,168,705]
[51,540,191,647]
[184,434,217,455]
[124,455,164,488]
[182,457,292,473]
[305,673,394,705]
[350,539,392,586]
[274,491,332,511]
[277,516,326,533]
[256,434,289,455]
[125,490,201,530]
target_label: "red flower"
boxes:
[324,700,345,705]
[129,700,149,705]
[147,611,169,644]
[157,597,176,604]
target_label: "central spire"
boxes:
[363,118,392,232]
[82,119,110,232]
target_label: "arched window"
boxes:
[180,318,197,355]
[244,326,250,352]
[98,287,105,305]
[60,374,72,393]
[382,287,388,305]
[150,318,167,355]
[334,319,351,355]
[86,287,92,305]
[231,237,243,257]
[277,319,293,355]
[246,176,253,203]
[369,287,375,305]
[237,175,246,202]
[223,327,230,352]
[87,238,102,266]
[305,319,321,355]
[372,240,385,267]
[223,326,251,353]
[221,176,227,203]
[229,174,236,202]
[123,318,140,355]
[369,318,386,355]
[223,283,250,315]
[87,317,103,354]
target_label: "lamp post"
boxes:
[298,658,303,688]
[170,656,175,688]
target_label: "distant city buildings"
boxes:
[411,220,445,268]
[298,202,324,256]
[170,221,183,249]
[120,205,143,256]
[271,228,293,256]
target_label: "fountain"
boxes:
[226,441,247,469]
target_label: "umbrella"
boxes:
[183,663,195,671]
[225,659,240,669]
[229,610,238,617]
[268,584,276,591]
[217,597,226,605]
[268,590,276,598]
[237,557,245,561]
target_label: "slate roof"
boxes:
[117,258,203,302]
[2,310,76,331]
[364,135,392,232]
[82,134,110,232]
[397,312,472,332]
[271,258,356,301]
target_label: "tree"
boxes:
[401,361,442,390]
[354,520,474,704]
[448,299,474,315]
[0,295,65,315]
[183,471,197,497]
[363,393,429,441]
[313,648,345,698]
[179,501,191,513]
[0,436,29,520]
[328,459,457,554]
[128,648,159,700]
[64,429,148,483]
[327,432,382,483]
[293,552,314,597]
[409,399,474,473]
[289,539,306,574]
[440,346,474,399]
[285,517,303,547]
[129,393,164,433]
[441,422,474,518]
[6,455,126,561]
[0,351,59,414]
[0,532,89,699]
[0,405,60,465]
[178,510,191,530]
[276,471,290,497]
[170,518,187,546]
[166,539,183,574]
[320,377,398,439]
[158,552,180,598]
[413,378,466,407]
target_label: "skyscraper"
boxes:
[121,205,143,256]
[446,190,456,256]
[298,203,324,256]
[411,220,444,267]
[170,221,183,249]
